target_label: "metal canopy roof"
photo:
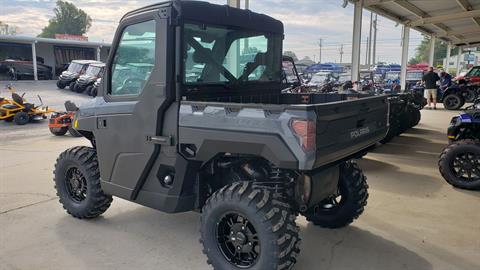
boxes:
[356,0,480,47]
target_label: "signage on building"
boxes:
[54,34,88,41]
[464,54,476,62]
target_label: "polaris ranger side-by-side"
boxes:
[54,2,388,269]
[56,60,102,90]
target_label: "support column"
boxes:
[96,47,101,61]
[367,12,373,66]
[445,43,451,72]
[227,0,240,8]
[400,26,410,91]
[429,36,436,67]
[351,0,363,82]
[31,42,38,81]
[456,48,462,75]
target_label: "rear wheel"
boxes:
[462,89,476,103]
[50,127,68,136]
[304,161,368,229]
[411,108,421,127]
[54,146,113,218]
[91,87,98,97]
[439,139,480,190]
[200,181,300,270]
[14,111,30,125]
[443,94,465,110]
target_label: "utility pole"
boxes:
[368,12,373,66]
[339,44,344,64]
[318,38,323,64]
[365,36,369,65]
[372,14,377,65]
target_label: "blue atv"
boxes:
[439,100,480,190]
[412,83,468,110]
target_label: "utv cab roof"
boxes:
[71,60,102,65]
[88,63,105,68]
[121,0,284,35]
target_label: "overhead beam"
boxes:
[364,0,394,7]
[393,0,427,18]
[455,0,472,11]
[437,26,480,38]
[407,10,480,27]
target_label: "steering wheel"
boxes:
[117,77,145,95]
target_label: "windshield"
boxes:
[68,63,83,73]
[309,73,329,84]
[183,23,282,86]
[85,66,102,77]
[386,72,399,80]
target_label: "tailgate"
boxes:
[312,96,388,167]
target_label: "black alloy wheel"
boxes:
[65,167,88,203]
[216,212,260,268]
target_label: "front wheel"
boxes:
[56,80,66,89]
[304,161,368,229]
[439,140,480,190]
[69,81,76,91]
[54,146,113,218]
[200,181,300,270]
[443,94,465,110]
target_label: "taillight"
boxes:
[290,119,316,152]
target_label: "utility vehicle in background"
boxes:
[56,60,102,90]
[439,100,480,190]
[73,63,105,94]
[53,2,388,269]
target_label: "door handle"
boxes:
[146,135,172,146]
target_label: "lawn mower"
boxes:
[439,100,480,190]
[48,101,82,137]
[0,86,55,125]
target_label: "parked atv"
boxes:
[52,2,388,270]
[56,60,102,90]
[412,83,466,110]
[439,100,480,190]
[48,101,82,137]
[73,63,105,94]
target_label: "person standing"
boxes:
[440,71,452,91]
[422,67,440,109]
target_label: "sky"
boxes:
[0,0,425,64]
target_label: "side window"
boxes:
[110,20,156,96]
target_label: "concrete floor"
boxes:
[1,81,479,270]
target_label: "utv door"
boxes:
[94,12,175,200]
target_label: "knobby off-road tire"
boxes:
[56,80,66,89]
[443,94,465,110]
[50,127,68,136]
[304,161,368,229]
[411,108,421,128]
[439,139,480,190]
[54,146,112,218]
[68,127,83,137]
[69,81,76,91]
[200,181,300,270]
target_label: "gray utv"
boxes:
[53,1,388,269]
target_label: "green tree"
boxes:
[409,35,459,66]
[38,1,92,38]
[283,51,298,61]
